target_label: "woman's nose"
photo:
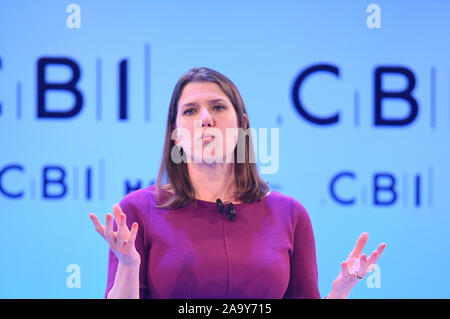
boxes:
[200,108,213,127]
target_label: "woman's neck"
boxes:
[187,162,239,203]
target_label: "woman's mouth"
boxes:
[202,135,215,142]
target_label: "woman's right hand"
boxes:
[89,204,141,267]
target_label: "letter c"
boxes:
[0,164,24,198]
[292,64,340,125]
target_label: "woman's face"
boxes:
[173,81,247,164]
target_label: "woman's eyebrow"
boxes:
[208,98,228,104]
[180,102,198,109]
[180,99,228,108]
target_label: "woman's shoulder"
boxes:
[265,190,305,205]
[117,184,159,217]
[120,184,156,201]
[265,190,310,219]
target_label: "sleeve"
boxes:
[104,194,152,299]
[283,197,321,299]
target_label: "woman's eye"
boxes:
[183,105,224,115]
[213,105,225,111]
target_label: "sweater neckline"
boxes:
[151,185,273,208]
[194,191,272,208]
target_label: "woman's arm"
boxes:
[90,204,143,299]
[325,233,386,299]
[283,198,321,299]
[107,262,140,299]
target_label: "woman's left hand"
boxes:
[327,232,386,299]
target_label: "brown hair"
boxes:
[154,67,270,209]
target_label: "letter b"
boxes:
[374,173,397,206]
[37,57,83,119]
[374,67,418,126]
[42,166,67,199]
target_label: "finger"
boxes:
[367,251,378,272]
[341,261,351,280]
[348,232,369,259]
[104,213,116,247]
[377,243,386,256]
[359,254,368,278]
[116,213,128,248]
[114,204,129,247]
[367,250,378,264]
[112,204,122,228]
[126,222,139,248]
[374,243,386,264]
[89,213,106,239]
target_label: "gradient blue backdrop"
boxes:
[1,0,449,298]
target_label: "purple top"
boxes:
[105,185,320,299]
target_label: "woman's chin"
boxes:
[187,153,234,164]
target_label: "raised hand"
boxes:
[89,204,141,267]
[328,232,386,299]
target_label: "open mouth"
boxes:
[202,137,215,144]
[201,135,215,141]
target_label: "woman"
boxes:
[89,67,386,299]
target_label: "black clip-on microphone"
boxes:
[216,199,236,221]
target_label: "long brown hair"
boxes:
[154,67,270,209]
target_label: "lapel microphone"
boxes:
[216,199,236,221]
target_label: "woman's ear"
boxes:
[171,123,179,144]
[243,113,248,129]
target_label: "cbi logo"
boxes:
[0,44,151,121]
[291,63,443,208]
[0,46,152,201]
[291,63,440,127]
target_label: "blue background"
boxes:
[1,0,449,298]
